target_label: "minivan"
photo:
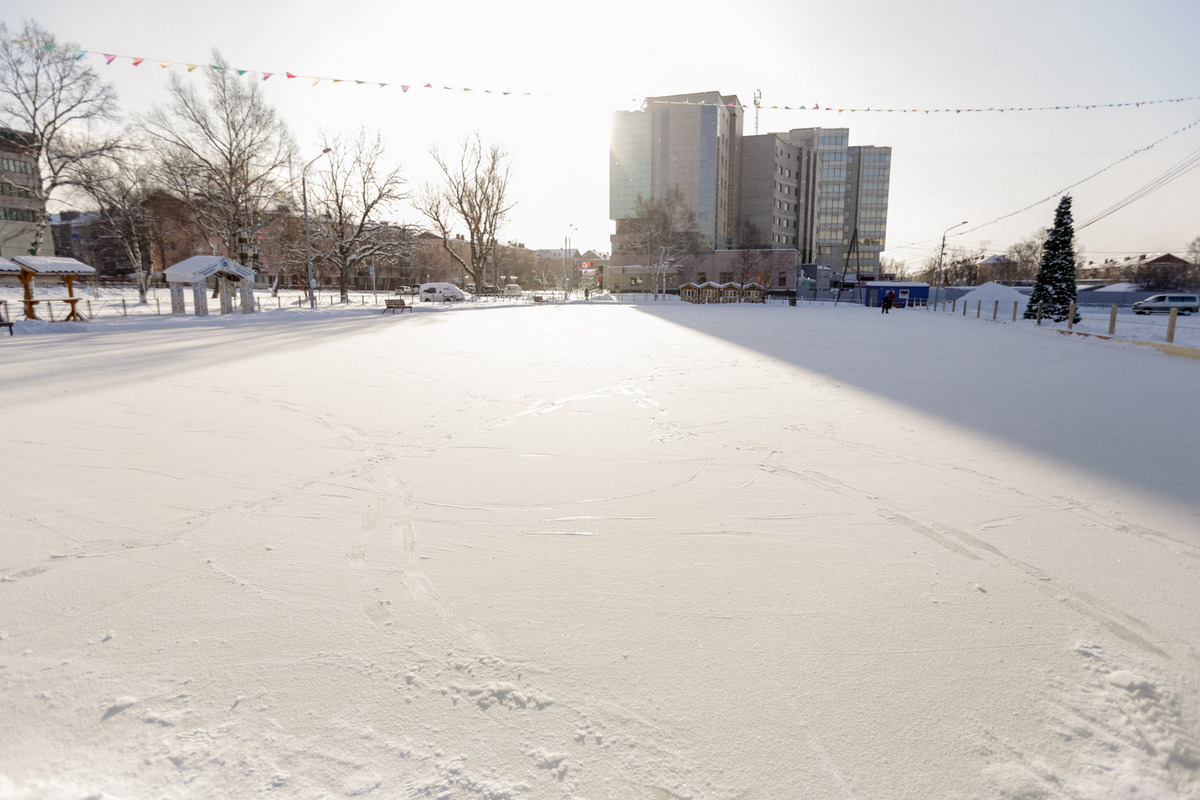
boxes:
[419,283,465,303]
[1132,294,1199,315]
[504,283,523,297]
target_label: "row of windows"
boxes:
[861,167,889,179]
[821,151,846,162]
[818,135,848,147]
[1,157,33,175]
[821,167,846,180]
[774,199,793,212]
[861,152,891,163]
[776,165,793,178]
[818,213,845,225]
[819,197,844,210]
[774,217,792,229]
[858,222,886,233]
[860,182,889,194]
[861,237,885,247]
[1,206,38,222]
[772,234,796,247]
[0,182,34,198]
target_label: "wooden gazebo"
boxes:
[11,255,97,321]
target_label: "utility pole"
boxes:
[754,89,762,135]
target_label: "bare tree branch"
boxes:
[0,20,120,255]
[413,133,514,288]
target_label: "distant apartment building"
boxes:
[610,93,891,282]
[0,128,46,260]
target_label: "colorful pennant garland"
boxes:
[18,40,1200,114]
[644,96,1200,114]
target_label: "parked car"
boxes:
[504,283,523,297]
[418,283,465,302]
[394,285,418,296]
[1132,294,1199,315]
[477,285,502,296]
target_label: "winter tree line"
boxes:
[0,20,516,303]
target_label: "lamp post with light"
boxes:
[933,220,968,309]
[302,148,331,309]
[564,224,576,300]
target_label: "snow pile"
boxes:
[2,303,1199,799]
[957,281,1028,305]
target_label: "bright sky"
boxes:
[7,0,1200,266]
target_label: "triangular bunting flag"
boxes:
[74,50,85,60]
[356,81,364,85]
[286,72,297,79]
[263,73,272,80]
[104,54,116,64]
[424,83,433,88]
[132,58,144,66]
[210,64,223,70]
[401,85,410,92]
[159,62,171,68]
[237,69,247,76]
[187,64,198,72]
[312,78,319,86]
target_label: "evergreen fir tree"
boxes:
[1024,196,1080,323]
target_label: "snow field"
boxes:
[1,301,1198,799]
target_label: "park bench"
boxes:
[383,297,411,314]
[0,300,12,336]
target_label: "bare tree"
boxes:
[141,51,295,265]
[1005,229,1047,283]
[308,129,410,302]
[414,133,514,290]
[621,186,697,298]
[1186,235,1200,290]
[0,21,120,255]
[61,143,158,301]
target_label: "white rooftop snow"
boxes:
[11,255,97,275]
[2,302,1198,799]
[164,255,254,282]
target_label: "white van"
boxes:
[1132,294,1199,315]
[418,283,465,303]
[504,283,523,297]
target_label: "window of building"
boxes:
[719,272,734,284]
[696,272,707,283]
[0,206,38,222]
[778,271,787,287]
[1,158,33,175]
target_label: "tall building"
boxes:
[610,91,743,252]
[0,128,46,260]
[610,94,891,274]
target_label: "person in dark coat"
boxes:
[881,290,894,314]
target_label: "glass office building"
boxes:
[611,95,890,271]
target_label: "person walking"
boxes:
[881,290,895,314]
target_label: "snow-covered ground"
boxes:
[2,297,1199,799]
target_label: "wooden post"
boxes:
[48,300,55,322]
[993,300,999,320]
[1108,305,1118,335]
[952,299,957,313]
[156,297,161,315]
[1012,301,1018,322]
[976,300,981,318]
[1167,308,1178,343]
[1068,303,1076,330]
[87,299,93,317]
[1037,303,1043,325]
[121,297,128,316]
[963,300,967,316]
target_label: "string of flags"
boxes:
[15,39,1200,114]
[644,96,1200,114]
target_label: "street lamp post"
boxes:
[302,148,331,309]
[934,220,968,309]
[564,224,576,300]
